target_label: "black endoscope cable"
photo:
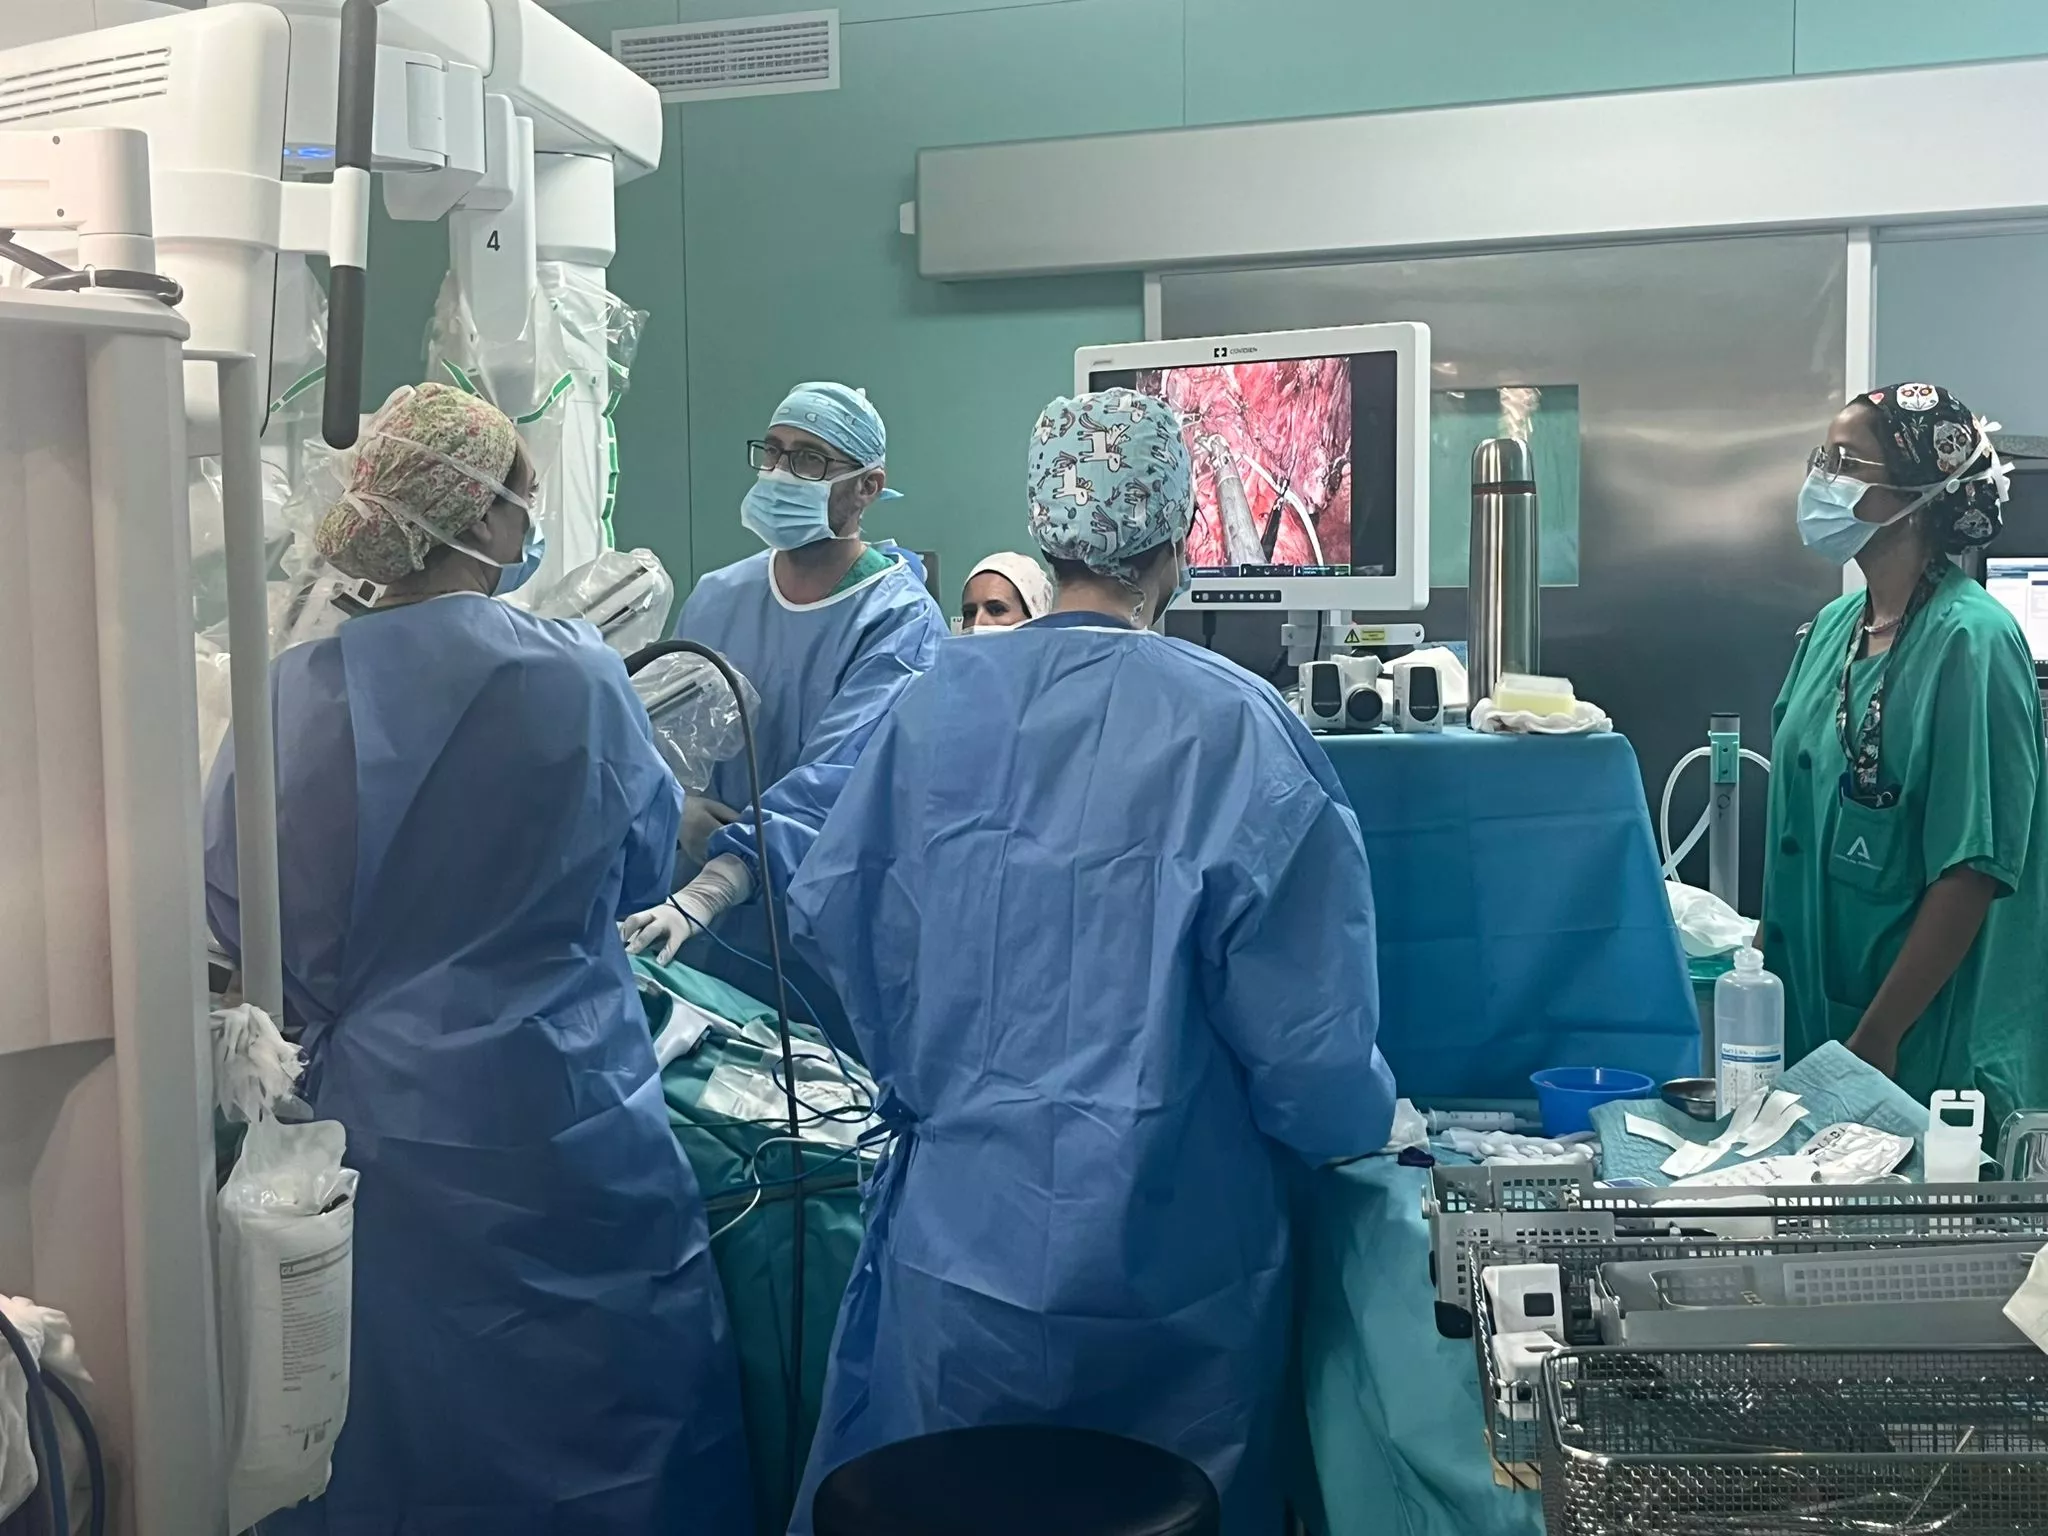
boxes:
[0,1308,67,1536]
[624,639,808,1509]
[40,1370,104,1536]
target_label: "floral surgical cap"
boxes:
[1027,389,1194,584]
[315,383,521,584]
[1854,381,2011,552]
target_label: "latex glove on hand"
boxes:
[679,795,740,869]
[620,854,756,966]
[622,903,692,966]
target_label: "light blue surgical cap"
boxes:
[1027,389,1193,583]
[769,380,903,486]
[770,381,902,502]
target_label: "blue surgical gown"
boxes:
[784,616,1398,1535]
[204,593,752,1536]
[672,543,945,1047]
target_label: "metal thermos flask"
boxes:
[1468,436,1540,706]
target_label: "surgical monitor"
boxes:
[1077,322,1431,611]
[1984,446,2048,685]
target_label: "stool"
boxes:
[812,1425,1220,1536]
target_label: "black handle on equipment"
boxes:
[323,0,378,449]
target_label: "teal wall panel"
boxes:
[361,204,446,408]
[1795,0,2048,74]
[512,0,2048,597]
[670,0,1080,23]
[671,0,1181,588]
[1182,0,1793,126]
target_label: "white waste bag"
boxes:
[219,1117,357,1532]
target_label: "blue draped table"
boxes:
[1316,728,1696,1100]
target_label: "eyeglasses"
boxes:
[749,439,860,483]
[1806,444,1890,482]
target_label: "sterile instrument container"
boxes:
[1428,1163,2048,1468]
[1542,1346,2048,1535]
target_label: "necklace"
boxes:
[1860,609,1903,637]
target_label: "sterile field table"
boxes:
[1293,728,1692,1535]
[1315,728,1697,1100]
[1294,1157,1540,1536]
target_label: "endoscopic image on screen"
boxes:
[1135,358,1352,574]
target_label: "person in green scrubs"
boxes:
[1764,381,2048,1129]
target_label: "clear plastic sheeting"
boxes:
[190,258,329,637]
[270,438,383,654]
[191,257,364,787]
[425,261,650,609]
[531,547,673,657]
[188,455,296,636]
[196,627,234,786]
[425,268,571,583]
[543,262,647,547]
[633,653,758,793]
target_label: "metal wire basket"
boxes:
[1541,1346,2048,1535]
[1431,1166,2048,1327]
[1444,1176,2048,1470]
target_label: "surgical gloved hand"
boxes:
[680,795,740,868]
[620,855,756,966]
[622,902,693,966]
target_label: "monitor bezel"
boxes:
[1074,322,1432,613]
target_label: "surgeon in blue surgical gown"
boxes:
[783,389,1398,1534]
[623,382,946,1051]
[205,384,751,1535]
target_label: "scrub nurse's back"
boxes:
[784,617,1397,1535]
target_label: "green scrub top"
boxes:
[828,544,894,596]
[1763,563,2048,1127]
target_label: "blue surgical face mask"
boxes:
[1795,470,1921,565]
[742,466,867,551]
[492,513,545,596]
[1141,543,1193,632]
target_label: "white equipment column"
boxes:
[0,287,227,1533]
[535,150,620,576]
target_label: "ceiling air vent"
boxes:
[0,46,171,126]
[613,10,838,104]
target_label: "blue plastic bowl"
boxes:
[1530,1067,1656,1136]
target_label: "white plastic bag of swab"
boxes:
[218,1116,357,1532]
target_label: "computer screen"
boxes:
[1987,557,2048,673]
[1076,323,1430,611]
